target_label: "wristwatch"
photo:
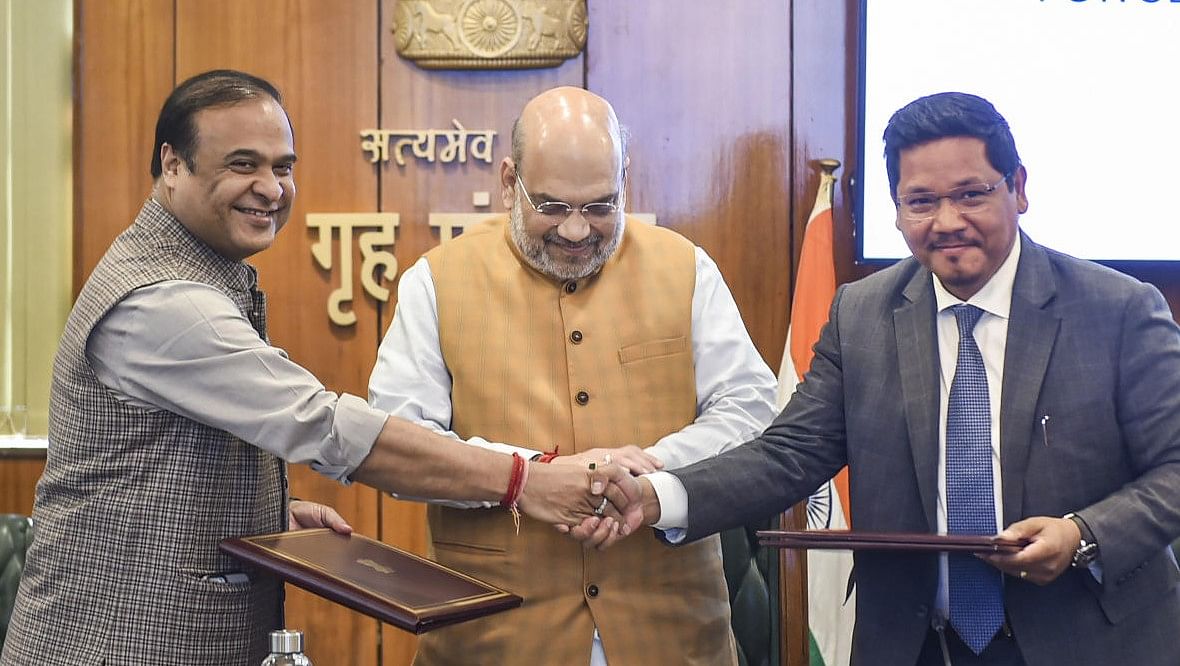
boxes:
[1064,512,1100,568]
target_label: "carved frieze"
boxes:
[393,0,588,69]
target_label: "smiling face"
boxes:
[501,86,627,281]
[158,98,296,260]
[895,136,1027,300]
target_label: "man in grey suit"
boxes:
[577,92,1180,665]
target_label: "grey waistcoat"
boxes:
[2,199,286,666]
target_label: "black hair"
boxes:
[150,69,285,178]
[883,92,1021,200]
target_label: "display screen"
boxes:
[856,0,1180,264]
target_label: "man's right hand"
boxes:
[563,475,658,550]
[518,460,641,526]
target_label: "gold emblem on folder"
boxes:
[357,558,395,575]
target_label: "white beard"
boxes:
[508,196,624,281]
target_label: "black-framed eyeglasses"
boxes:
[515,174,622,221]
[896,173,1011,223]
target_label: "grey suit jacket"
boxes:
[674,234,1180,666]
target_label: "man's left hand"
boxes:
[551,446,663,475]
[288,500,354,534]
[980,515,1081,585]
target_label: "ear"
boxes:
[500,157,517,210]
[160,143,185,186]
[1013,165,1029,214]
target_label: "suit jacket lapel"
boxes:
[895,266,941,531]
[1000,234,1060,524]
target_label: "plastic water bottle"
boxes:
[260,629,312,666]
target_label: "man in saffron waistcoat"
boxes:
[369,87,778,665]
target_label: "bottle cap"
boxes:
[269,629,305,654]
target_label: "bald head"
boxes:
[510,86,626,181]
[501,87,628,282]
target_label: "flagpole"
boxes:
[780,158,841,666]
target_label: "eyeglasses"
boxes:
[515,175,621,221]
[896,173,1011,222]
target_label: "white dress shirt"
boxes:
[87,280,384,481]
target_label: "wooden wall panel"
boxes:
[586,1,794,370]
[0,456,44,515]
[174,0,381,396]
[793,0,860,287]
[73,0,174,295]
[173,2,382,665]
[375,0,583,289]
[586,3,800,664]
[375,2,583,661]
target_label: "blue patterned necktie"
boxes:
[946,304,1004,654]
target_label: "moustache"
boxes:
[544,229,603,249]
[928,232,978,249]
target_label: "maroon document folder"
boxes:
[756,529,1028,554]
[220,529,522,633]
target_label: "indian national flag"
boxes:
[776,168,855,666]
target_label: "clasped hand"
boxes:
[515,447,655,545]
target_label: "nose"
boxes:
[253,170,285,202]
[929,196,966,232]
[555,210,591,242]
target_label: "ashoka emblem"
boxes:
[458,0,521,58]
[567,1,587,50]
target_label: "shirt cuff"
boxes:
[646,470,689,536]
[312,393,387,483]
[1088,561,1104,583]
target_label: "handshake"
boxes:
[513,446,664,550]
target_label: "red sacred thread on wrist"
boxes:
[501,452,525,508]
[501,453,529,534]
[537,446,560,464]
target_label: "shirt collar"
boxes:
[931,235,1021,319]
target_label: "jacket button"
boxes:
[587,584,599,598]
[570,330,583,344]
[564,280,578,294]
[575,391,590,405]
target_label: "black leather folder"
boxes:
[757,529,1028,553]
